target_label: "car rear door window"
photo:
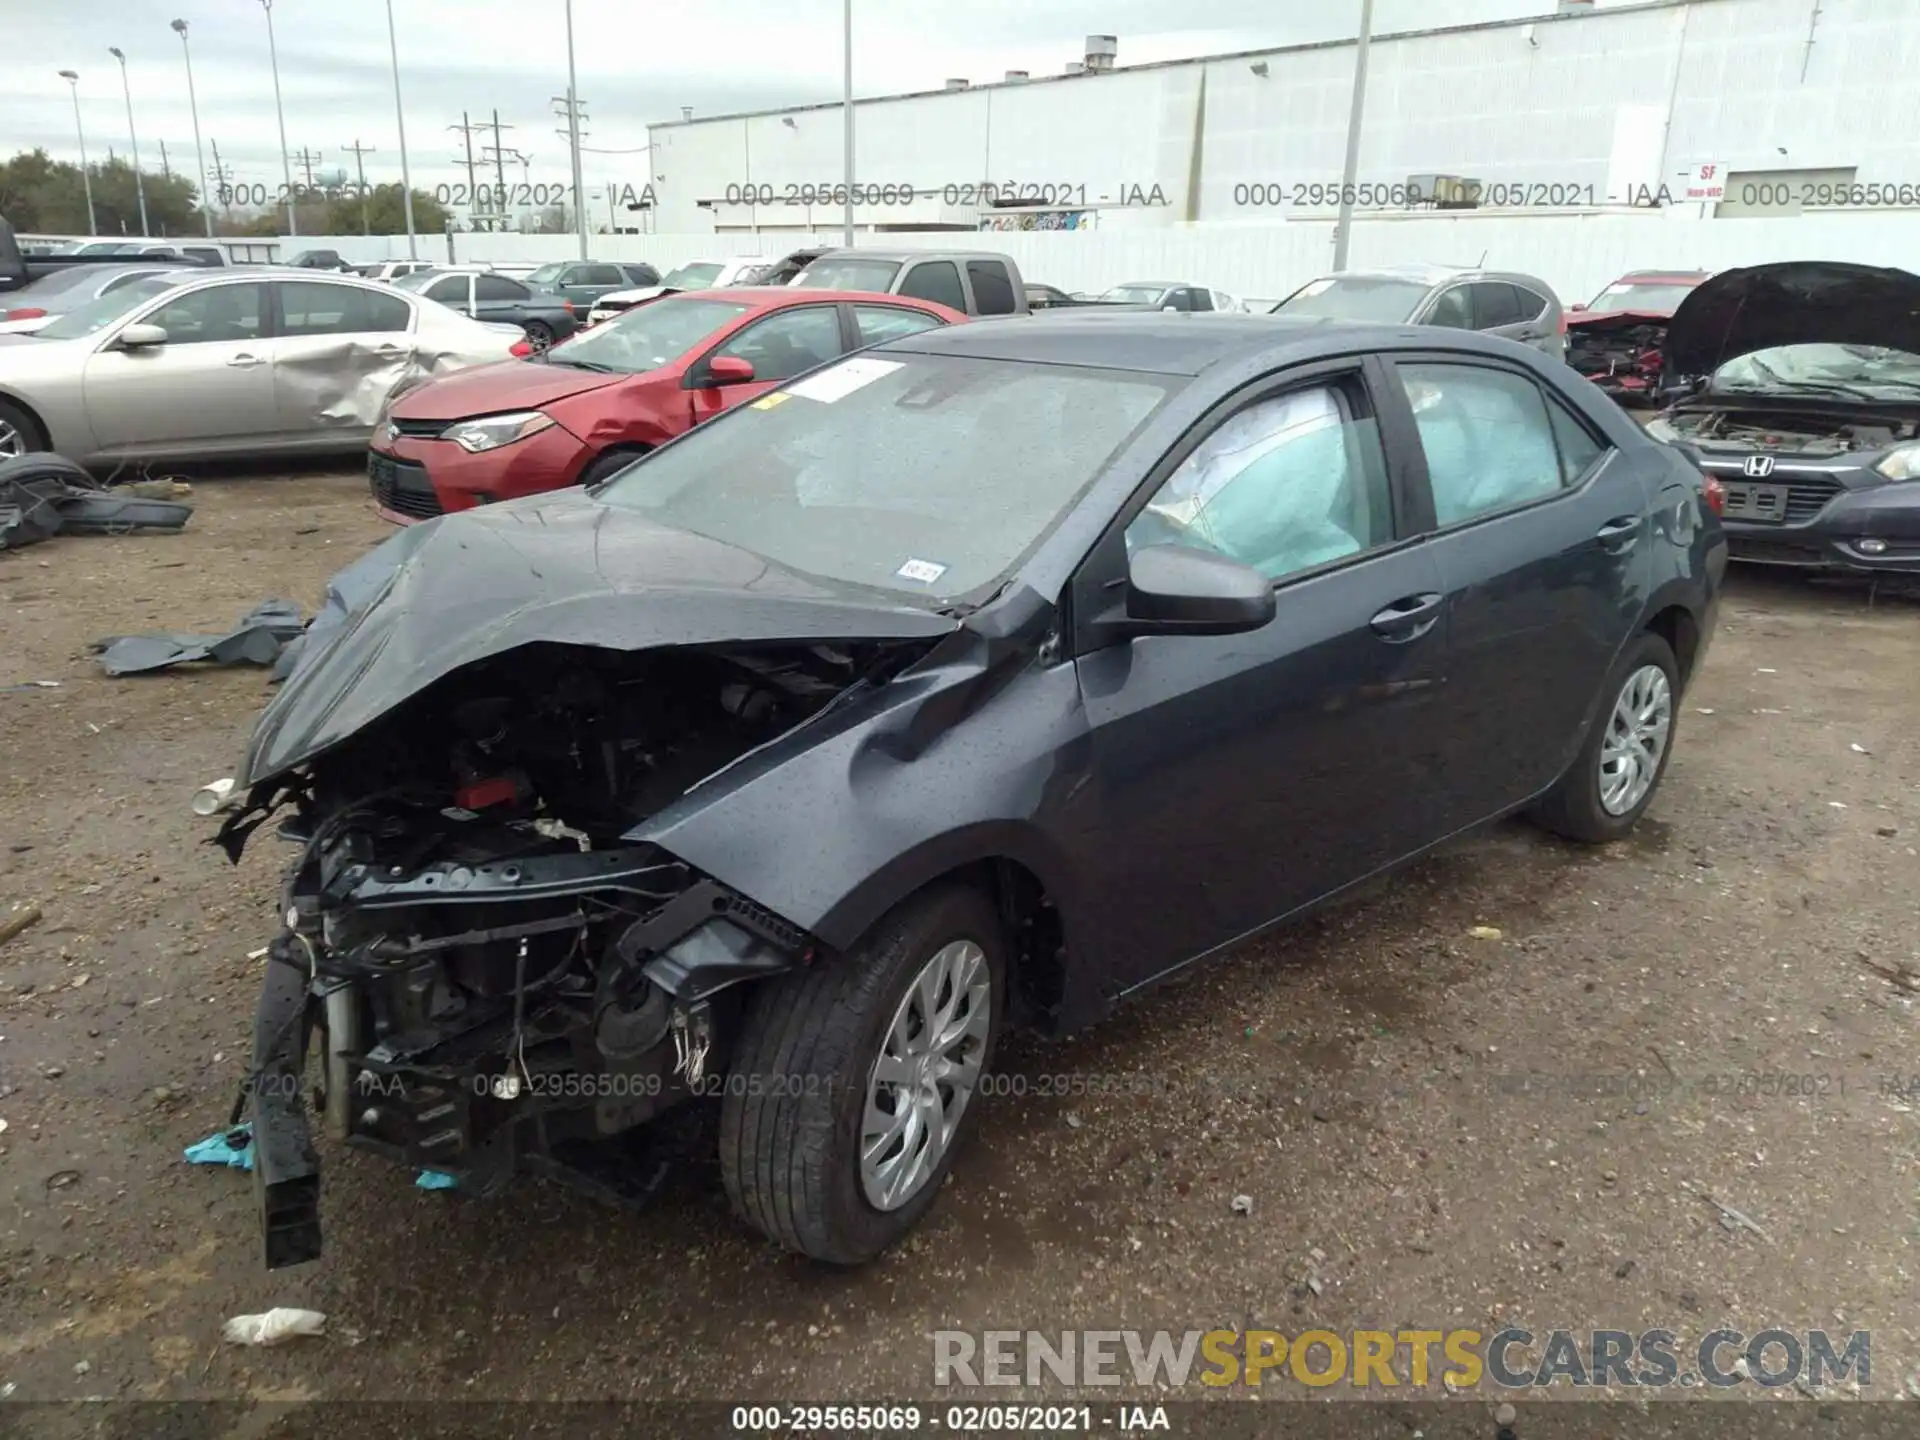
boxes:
[145,282,266,344]
[279,281,411,336]
[1468,283,1523,329]
[852,305,947,345]
[965,260,1017,315]
[898,261,965,310]
[1125,382,1394,582]
[475,275,530,301]
[710,305,845,382]
[1546,396,1608,483]
[1398,363,1567,525]
[1425,287,1473,328]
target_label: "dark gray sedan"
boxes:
[1273,264,1567,360]
[222,313,1721,1273]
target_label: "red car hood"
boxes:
[390,359,623,420]
[1566,308,1674,331]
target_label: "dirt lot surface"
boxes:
[1,474,1916,1421]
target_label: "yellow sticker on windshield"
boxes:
[750,392,791,410]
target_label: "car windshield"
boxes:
[1587,281,1701,314]
[794,257,902,291]
[595,353,1176,601]
[544,296,752,374]
[525,263,569,285]
[1711,344,1920,401]
[1271,276,1429,323]
[31,274,182,339]
[662,262,724,288]
[1101,285,1170,305]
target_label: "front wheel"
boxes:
[721,884,1004,1264]
[1532,631,1678,843]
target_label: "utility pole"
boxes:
[562,0,588,257]
[551,93,591,252]
[209,140,234,219]
[1331,0,1376,271]
[449,112,485,228]
[842,0,854,246]
[290,146,323,191]
[159,138,173,180]
[479,110,517,231]
[343,139,376,235]
[384,0,418,258]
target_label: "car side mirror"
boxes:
[1121,544,1275,637]
[1162,304,1180,313]
[707,355,757,385]
[1570,302,1588,313]
[116,323,168,349]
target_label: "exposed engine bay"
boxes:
[1659,406,1920,457]
[227,638,932,1268]
[1568,321,1667,396]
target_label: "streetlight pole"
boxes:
[563,0,588,259]
[106,47,150,236]
[259,0,297,236]
[385,0,418,258]
[841,0,854,247]
[57,71,97,235]
[170,20,215,238]
[1330,0,1375,271]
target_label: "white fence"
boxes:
[320,209,1920,311]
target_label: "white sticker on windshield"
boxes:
[787,356,903,404]
[895,558,948,584]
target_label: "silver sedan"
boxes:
[0,269,523,462]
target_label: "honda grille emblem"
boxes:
[1743,455,1775,478]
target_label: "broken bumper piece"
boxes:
[248,842,809,1269]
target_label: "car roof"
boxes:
[803,248,1012,263]
[877,310,1528,376]
[1612,270,1712,283]
[1308,264,1560,292]
[666,286,948,309]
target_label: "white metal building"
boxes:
[643,0,1920,236]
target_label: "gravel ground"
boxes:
[0,472,1916,1418]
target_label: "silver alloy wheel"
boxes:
[860,937,992,1211]
[0,418,22,457]
[1598,663,1672,816]
[523,325,553,354]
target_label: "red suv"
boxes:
[368,287,966,521]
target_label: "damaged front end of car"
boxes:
[213,502,962,1268]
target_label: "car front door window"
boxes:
[711,306,845,383]
[143,283,266,344]
[1425,287,1473,328]
[1125,385,1392,582]
[425,275,471,308]
[1398,363,1566,524]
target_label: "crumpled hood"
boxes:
[240,491,960,784]
[388,358,621,419]
[1566,308,1674,332]
[1664,261,1920,376]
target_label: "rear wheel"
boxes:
[521,320,556,354]
[0,398,46,458]
[721,884,1004,1264]
[1532,631,1678,843]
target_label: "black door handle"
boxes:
[1596,515,1642,552]
[1369,592,1443,643]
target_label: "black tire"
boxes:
[577,448,648,488]
[521,320,555,353]
[1532,631,1679,843]
[721,884,1005,1265]
[0,397,47,458]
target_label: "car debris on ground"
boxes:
[221,1309,327,1346]
[0,453,192,551]
[92,599,304,676]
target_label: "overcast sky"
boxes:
[5,0,1599,202]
